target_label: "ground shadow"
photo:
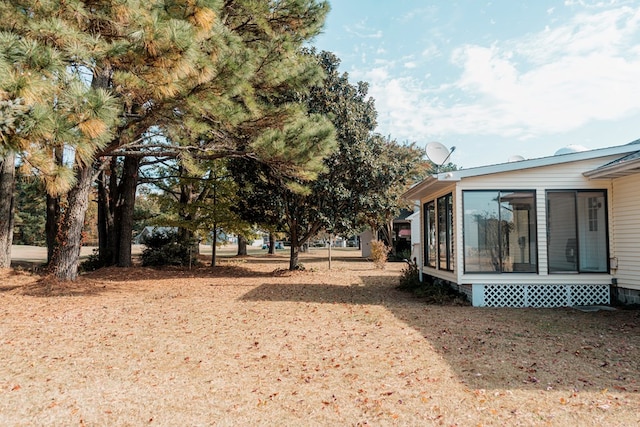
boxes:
[241,277,640,393]
[10,260,46,271]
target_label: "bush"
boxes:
[397,265,469,305]
[140,230,198,267]
[370,240,391,269]
[79,249,104,272]
[397,259,421,290]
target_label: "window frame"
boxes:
[423,201,436,267]
[546,189,609,274]
[462,189,538,274]
[422,193,454,271]
[437,193,454,271]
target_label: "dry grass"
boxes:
[1,249,638,426]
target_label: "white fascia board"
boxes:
[440,143,640,181]
[583,157,640,179]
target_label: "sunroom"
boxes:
[404,141,640,307]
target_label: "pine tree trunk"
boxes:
[237,235,247,256]
[177,178,199,257]
[106,159,119,264]
[0,151,16,268]
[211,227,217,267]
[45,147,64,264]
[268,232,275,255]
[116,156,139,267]
[97,170,115,265]
[49,165,93,281]
[45,194,60,264]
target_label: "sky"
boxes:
[312,0,640,168]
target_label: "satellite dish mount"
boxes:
[426,142,455,172]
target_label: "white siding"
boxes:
[611,174,640,290]
[412,155,629,306]
[456,157,616,285]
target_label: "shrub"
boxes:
[397,267,470,305]
[397,258,421,290]
[79,249,104,272]
[140,230,198,267]
[370,240,391,270]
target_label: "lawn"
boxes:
[1,248,638,426]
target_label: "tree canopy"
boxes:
[2,2,429,277]
[1,0,334,279]
[232,50,425,270]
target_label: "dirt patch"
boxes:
[0,250,638,426]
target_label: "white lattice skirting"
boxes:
[473,283,610,308]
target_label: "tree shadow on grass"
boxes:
[12,264,286,297]
[240,276,640,393]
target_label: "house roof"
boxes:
[583,149,640,179]
[395,208,415,221]
[404,139,640,200]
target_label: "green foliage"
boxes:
[13,171,46,245]
[370,240,390,270]
[233,49,384,269]
[2,0,334,279]
[397,259,421,290]
[133,189,163,238]
[397,266,470,305]
[394,249,412,262]
[140,229,198,267]
[0,99,32,148]
[79,249,103,273]
[233,49,430,272]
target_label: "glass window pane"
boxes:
[424,202,436,267]
[447,195,455,271]
[438,195,448,270]
[577,191,607,272]
[547,192,577,272]
[463,191,500,272]
[436,194,454,271]
[500,191,537,272]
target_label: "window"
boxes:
[438,194,454,271]
[463,190,537,273]
[423,201,436,267]
[423,194,454,270]
[547,191,608,273]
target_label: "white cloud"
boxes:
[344,21,383,39]
[421,44,441,59]
[564,0,636,8]
[518,6,640,62]
[363,4,640,144]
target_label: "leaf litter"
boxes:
[0,250,638,426]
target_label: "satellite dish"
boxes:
[554,144,588,155]
[508,155,525,162]
[426,141,454,166]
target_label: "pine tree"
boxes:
[0,28,69,267]
[97,0,333,271]
[2,0,332,279]
[234,50,424,270]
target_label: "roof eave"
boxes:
[402,175,459,200]
[584,157,640,179]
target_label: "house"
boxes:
[359,209,414,258]
[407,210,421,264]
[134,226,177,244]
[403,139,640,308]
